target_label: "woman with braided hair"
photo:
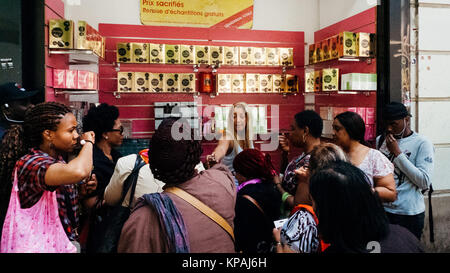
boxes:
[118,117,236,253]
[1,102,97,252]
[232,149,281,253]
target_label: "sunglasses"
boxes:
[109,125,124,134]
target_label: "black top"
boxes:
[323,224,424,253]
[234,182,281,253]
[91,145,122,199]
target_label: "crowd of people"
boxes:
[0,82,435,253]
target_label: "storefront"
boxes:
[2,0,449,251]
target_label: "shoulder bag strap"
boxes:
[120,154,145,208]
[164,186,235,242]
[242,194,265,216]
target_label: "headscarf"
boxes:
[233,149,278,182]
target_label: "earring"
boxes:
[105,136,109,140]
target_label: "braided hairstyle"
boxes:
[0,102,71,233]
[23,102,72,148]
[148,117,203,185]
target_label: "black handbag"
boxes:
[97,154,146,253]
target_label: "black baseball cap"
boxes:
[0,82,38,104]
[382,102,412,120]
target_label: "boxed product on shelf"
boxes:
[117,43,131,63]
[357,32,371,57]
[164,73,180,92]
[134,72,150,92]
[217,74,232,93]
[165,44,180,64]
[131,43,149,63]
[49,19,74,49]
[74,21,88,49]
[266,48,280,66]
[180,45,195,64]
[285,74,298,93]
[224,46,239,65]
[279,48,294,66]
[239,47,252,65]
[210,46,224,66]
[309,44,315,64]
[273,74,285,93]
[314,70,322,92]
[117,72,134,92]
[322,68,339,91]
[150,43,165,64]
[77,70,96,90]
[259,74,273,92]
[246,73,259,93]
[322,38,331,61]
[53,69,66,88]
[330,35,339,59]
[341,73,377,90]
[305,71,315,92]
[338,31,357,57]
[315,41,323,63]
[91,32,103,59]
[196,45,210,65]
[252,47,266,65]
[180,73,196,93]
[150,73,164,92]
[231,74,245,93]
[65,69,78,89]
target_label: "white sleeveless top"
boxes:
[357,148,394,187]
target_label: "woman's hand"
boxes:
[279,134,290,153]
[79,173,97,198]
[80,131,95,144]
[272,228,296,253]
[294,166,310,184]
[206,153,218,169]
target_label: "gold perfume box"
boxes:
[117,43,131,63]
[285,74,298,93]
[273,74,285,93]
[196,45,210,65]
[217,74,232,93]
[322,39,331,61]
[180,73,196,93]
[252,47,266,65]
[49,19,74,49]
[150,73,164,92]
[231,74,245,93]
[322,68,339,91]
[309,44,315,64]
[150,43,165,64]
[180,45,195,65]
[131,43,149,63]
[266,48,280,66]
[117,72,134,92]
[210,46,224,66]
[305,71,315,92]
[134,72,151,92]
[330,35,339,59]
[165,44,180,64]
[224,47,239,65]
[279,48,294,66]
[164,73,180,92]
[239,47,252,66]
[357,32,371,57]
[315,42,323,63]
[74,21,88,49]
[259,74,273,93]
[338,32,357,57]
[246,74,259,93]
[314,70,322,92]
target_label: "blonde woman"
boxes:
[206,102,255,184]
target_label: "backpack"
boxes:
[97,154,146,253]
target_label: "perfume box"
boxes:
[165,44,180,64]
[150,43,165,64]
[164,73,180,92]
[231,74,245,93]
[266,48,280,66]
[117,72,134,92]
[179,73,196,93]
[252,47,266,65]
[322,68,339,91]
[224,47,239,65]
[150,73,165,92]
[279,48,294,66]
[210,46,224,66]
[217,74,232,93]
[49,19,73,49]
[239,47,252,66]
[273,74,285,93]
[246,73,259,93]
[180,45,195,65]
[131,43,150,63]
[117,43,131,63]
[134,72,151,92]
[259,74,273,93]
[196,45,210,65]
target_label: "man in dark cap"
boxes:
[0,82,38,139]
[376,101,434,240]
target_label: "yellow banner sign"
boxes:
[140,0,254,29]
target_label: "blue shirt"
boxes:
[377,132,434,215]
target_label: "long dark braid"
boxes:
[149,118,203,185]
